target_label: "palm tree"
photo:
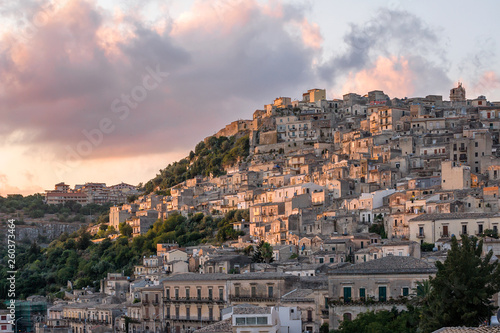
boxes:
[411,280,432,306]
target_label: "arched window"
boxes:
[343,313,352,321]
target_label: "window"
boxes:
[330,258,334,263]
[197,288,201,300]
[235,286,240,297]
[462,224,468,235]
[378,286,387,302]
[208,288,213,300]
[198,307,202,321]
[359,288,366,299]
[343,287,352,303]
[219,288,224,300]
[175,288,179,300]
[479,224,484,234]
[166,307,170,319]
[251,286,256,297]
[175,307,179,319]
[319,258,324,263]
[186,307,190,320]
[268,286,273,298]
[402,287,409,296]
[209,308,213,321]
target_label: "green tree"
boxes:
[76,232,92,250]
[119,222,133,237]
[252,241,274,263]
[335,307,419,333]
[419,235,500,331]
[368,214,387,238]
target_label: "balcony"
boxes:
[459,146,467,152]
[229,296,277,303]
[167,316,210,322]
[163,297,224,304]
[416,233,425,239]
[440,232,450,238]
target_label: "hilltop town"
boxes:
[9,83,500,333]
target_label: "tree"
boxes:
[419,235,500,331]
[119,222,133,237]
[76,232,92,250]
[411,280,432,307]
[369,214,387,238]
[335,307,419,333]
[252,241,274,263]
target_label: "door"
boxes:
[379,286,387,302]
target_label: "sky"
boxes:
[1,0,500,196]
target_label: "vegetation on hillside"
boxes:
[0,194,111,222]
[142,135,250,194]
[0,209,248,299]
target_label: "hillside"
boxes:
[142,134,250,194]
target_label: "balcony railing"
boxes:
[163,297,224,303]
[416,233,425,239]
[440,232,450,238]
[229,296,277,302]
[168,316,215,322]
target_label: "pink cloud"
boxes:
[171,0,256,37]
[342,56,415,97]
[469,71,500,99]
[299,18,323,50]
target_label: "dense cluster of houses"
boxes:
[35,84,500,333]
[45,182,139,206]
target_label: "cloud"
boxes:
[0,0,320,164]
[342,56,414,97]
[468,71,500,99]
[0,173,44,196]
[319,8,451,97]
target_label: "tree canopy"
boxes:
[419,234,500,331]
[252,241,274,263]
[334,307,420,333]
[142,135,250,194]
